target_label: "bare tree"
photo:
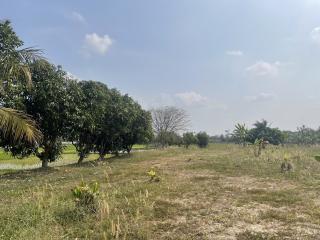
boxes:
[151,106,190,135]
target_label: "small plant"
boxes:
[281,153,293,173]
[71,181,99,212]
[314,155,320,162]
[147,168,160,182]
[253,138,263,157]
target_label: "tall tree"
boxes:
[247,120,284,145]
[18,61,80,167]
[151,106,189,147]
[69,81,110,163]
[0,20,42,145]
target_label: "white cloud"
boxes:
[175,91,208,106]
[311,27,320,44]
[244,92,275,102]
[70,11,86,24]
[226,50,243,56]
[246,61,280,77]
[83,33,113,56]
[66,71,80,80]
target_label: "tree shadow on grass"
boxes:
[0,166,58,180]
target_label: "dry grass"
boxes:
[1,144,320,239]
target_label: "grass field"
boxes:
[0,144,148,167]
[2,144,320,239]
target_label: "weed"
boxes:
[71,181,99,213]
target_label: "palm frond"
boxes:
[0,107,42,144]
[18,47,44,63]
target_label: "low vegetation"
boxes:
[1,144,320,239]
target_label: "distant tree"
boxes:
[296,125,318,145]
[247,120,284,145]
[196,132,209,148]
[182,132,197,148]
[151,106,189,147]
[232,123,249,146]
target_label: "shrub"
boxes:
[182,132,197,148]
[196,132,209,148]
[314,155,320,161]
[71,181,99,213]
[147,168,160,182]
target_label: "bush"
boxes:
[182,132,197,148]
[147,168,160,182]
[196,132,209,148]
[71,181,99,213]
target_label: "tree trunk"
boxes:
[78,153,85,164]
[42,159,49,168]
[98,153,104,161]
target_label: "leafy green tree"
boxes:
[95,90,153,159]
[247,120,284,145]
[232,123,249,146]
[21,61,81,167]
[182,132,197,148]
[296,125,318,145]
[196,132,209,148]
[95,88,122,159]
[0,20,42,145]
[119,95,153,153]
[69,81,110,163]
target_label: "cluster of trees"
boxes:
[283,125,320,145]
[231,120,284,146]
[231,120,320,146]
[0,20,153,167]
[151,106,209,148]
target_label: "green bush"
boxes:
[314,155,320,161]
[196,132,209,148]
[71,181,99,213]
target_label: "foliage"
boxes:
[17,61,80,167]
[116,94,153,154]
[69,81,110,163]
[0,108,42,144]
[95,89,153,159]
[232,123,248,146]
[0,20,43,146]
[151,106,189,147]
[0,20,42,86]
[247,120,284,145]
[196,131,209,148]
[154,131,182,147]
[72,181,99,212]
[182,132,197,148]
[147,168,160,182]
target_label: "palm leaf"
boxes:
[0,107,42,144]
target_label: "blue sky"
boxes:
[2,0,320,134]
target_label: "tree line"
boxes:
[218,120,320,146]
[0,20,153,167]
[151,106,210,148]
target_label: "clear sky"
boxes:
[2,0,320,134]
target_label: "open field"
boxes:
[2,144,320,239]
